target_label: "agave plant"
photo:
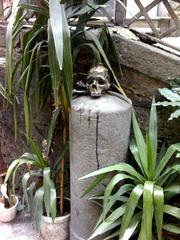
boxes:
[156,78,180,120]
[80,97,180,240]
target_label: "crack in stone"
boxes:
[80,108,82,124]
[96,112,100,170]
[88,110,91,128]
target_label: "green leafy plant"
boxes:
[156,78,180,120]
[5,0,124,217]
[80,98,180,240]
[3,139,58,230]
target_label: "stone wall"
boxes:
[111,32,180,145]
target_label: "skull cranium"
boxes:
[86,64,111,97]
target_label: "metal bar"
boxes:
[134,0,160,37]
[126,0,162,26]
[159,25,179,38]
[162,0,180,29]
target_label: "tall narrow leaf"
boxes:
[49,0,64,70]
[154,185,164,240]
[132,111,147,174]
[6,0,21,95]
[62,4,73,106]
[43,167,51,217]
[149,96,157,168]
[143,181,154,240]
[34,187,44,231]
[119,184,144,240]
[48,22,61,107]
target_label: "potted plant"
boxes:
[4,0,125,238]
[3,138,70,240]
[0,183,18,223]
[0,139,18,223]
[80,97,180,240]
[5,0,125,233]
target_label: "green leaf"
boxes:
[47,107,61,156]
[89,222,120,240]
[156,101,180,107]
[94,184,133,229]
[156,143,180,177]
[159,88,180,102]
[146,132,154,180]
[104,230,119,240]
[119,184,144,240]
[43,167,51,217]
[164,184,180,197]
[48,22,61,107]
[4,158,31,183]
[22,172,31,211]
[129,140,146,177]
[132,111,147,176]
[103,173,133,218]
[12,159,33,194]
[61,4,73,106]
[120,212,142,240]
[107,184,133,214]
[19,3,49,16]
[80,162,144,183]
[103,26,122,76]
[154,185,164,240]
[29,138,47,168]
[169,109,180,120]
[73,43,101,63]
[164,204,180,219]
[81,174,107,197]
[163,224,180,234]
[6,0,21,96]
[142,181,154,240]
[49,0,64,70]
[22,170,42,212]
[88,30,125,96]
[157,164,180,186]
[89,206,126,239]
[34,187,44,231]
[50,181,57,221]
[149,96,157,166]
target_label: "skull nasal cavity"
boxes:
[92,83,97,89]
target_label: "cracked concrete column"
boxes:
[70,92,132,240]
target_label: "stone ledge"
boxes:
[112,33,180,82]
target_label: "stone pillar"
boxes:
[70,92,132,240]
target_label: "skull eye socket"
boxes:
[97,78,106,85]
[86,77,94,84]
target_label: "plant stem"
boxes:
[60,126,67,216]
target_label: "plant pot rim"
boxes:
[41,212,70,223]
[0,195,18,212]
[41,197,70,223]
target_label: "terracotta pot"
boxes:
[0,195,18,222]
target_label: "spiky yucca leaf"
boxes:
[80,99,180,239]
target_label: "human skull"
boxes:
[86,64,111,97]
